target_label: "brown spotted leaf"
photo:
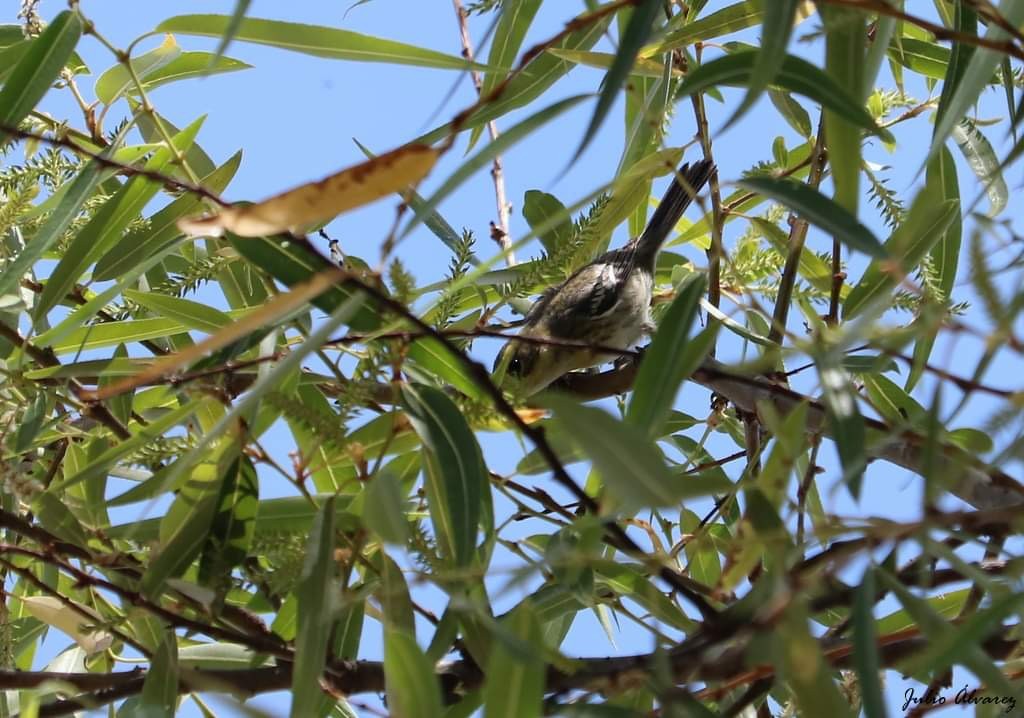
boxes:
[178,142,438,237]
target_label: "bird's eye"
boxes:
[508,356,523,375]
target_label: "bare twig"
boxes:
[452,0,516,266]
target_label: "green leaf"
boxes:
[402,384,487,567]
[674,50,890,140]
[31,491,89,547]
[473,0,543,147]
[726,0,799,127]
[132,107,217,179]
[736,176,884,258]
[158,14,479,71]
[210,0,252,68]
[362,472,410,545]
[817,358,866,496]
[909,146,961,390]
[820,6,866,215]
[94,150,243,280]
[768,89,812,137]
[125,290,233,333]
[52,399,207,493]
[405,95,588,237]
[407,336,485,401]
[852,573,886,718]
[35,117,205,321]
[0,11,82,143]
[139,630,178,717]
[94,35,181,105]
[863,374,925,425]
[229,233,379,331]
[543,395,704,510]
[627,276,710,438]
[418,11,610,143]
[483,603,545,718]
[576,0,661,160]
[384,629,443,718]
[878,569,1021,700]
[652,0,764,52]
[522,190,572,254]
[935,3,976,133]
[928,0,1024,163]
[951,118,1007,217]
[197,455,259,587]
[291,497,338,718]
[843,190,959,319]
[139,51,252,93]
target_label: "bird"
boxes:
[496,159,714,396]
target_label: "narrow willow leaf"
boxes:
[352,137,475,265]
[125,290,233,333]
[418,12,610,143]
[627,276,708,438]
[31,491,89,547]
[775,597,855,717]
[157,14,480,71]
[107,495,358,540]
[878,569,1021,700]
[142,436,242,596]
[94,34,181,105]
[291,497,338,718]
[181,143,438,238]
[483,603,544,718]
[522,190,571,253]
[140,51,252,93]
[473,0,543,147]
[94,150,243,280]
[936,2,977,134]
[362,472,410,545]
[576,0,661,160]
[543,395,689,510]
[622,54,670,236]
[402,384,487,566]
[51,399,206,493]
[818,360,866,497]
[404,95,587,238]
[843,190,959,318]
[0,11,82,142]
[407,337,485,401]
[139,631,178,717]
[726,0,799,128]
[384,629,443,718]
[929,0,1024,163]
[133,107,217,178]
[736,176,884,258]
[674,50,890,140]
[35,117,205,321]
[210,0,252,67]
[229,233,379,330]
[820,5,866,214]
[651,0,764,52]
[197,455,259,587]
[951,118,1007,216]
[0,161,104,297]
[909,147,961,390]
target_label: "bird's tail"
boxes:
[632,159,714,270]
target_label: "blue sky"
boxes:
[12,0,1024,715]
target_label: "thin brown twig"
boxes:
[770,115,828,343]
[451,0,515,266]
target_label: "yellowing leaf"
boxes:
[21,596,113,655]
[178,143,438,237]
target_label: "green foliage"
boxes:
[2,2,1024,717]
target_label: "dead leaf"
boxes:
[178,143,439,237]
[21,596,113,655]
